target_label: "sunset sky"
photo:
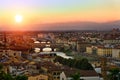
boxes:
[0,0,120,30]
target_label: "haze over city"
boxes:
[0,0,120,31]
[1,1,120,80]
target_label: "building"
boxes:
[97,46,112,57]
[41,61,62,80]
[60,70,100,80]
[28,74,48,80]
[112,47,120,58]
[0,50,21,57]
[86,46,112,57]
[86,46,92,54]
[103,39,120,44]
[86,46,97,55]
[77,42,91,53]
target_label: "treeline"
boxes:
[54,56,93,70]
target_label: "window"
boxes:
[14,53,16,56]
[57,72,60,75]
[57,76,60,79]
[53,72,56,75]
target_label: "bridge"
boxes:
[32,43,63,52]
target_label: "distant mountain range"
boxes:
[32,20,120,31]
[1,20,120,31]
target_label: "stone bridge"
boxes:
[32,43,63,52]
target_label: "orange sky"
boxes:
[0,0,120,30]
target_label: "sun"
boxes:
[15,14,23,23]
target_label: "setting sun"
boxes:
[15,14,23,23]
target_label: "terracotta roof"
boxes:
[80,70,99,77]
[64,69,99,77]
[114,45,120,49]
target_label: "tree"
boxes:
[0,64,5,80]
[71,73,81,80]
[0,64,3,71]
[67,59,75,67]
[15,75,28,80]
[54,56,93,70]
[3,74,14,80]
[73,60,81,68]
[108,68,120,80]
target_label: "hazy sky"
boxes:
[0,0,120,30]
